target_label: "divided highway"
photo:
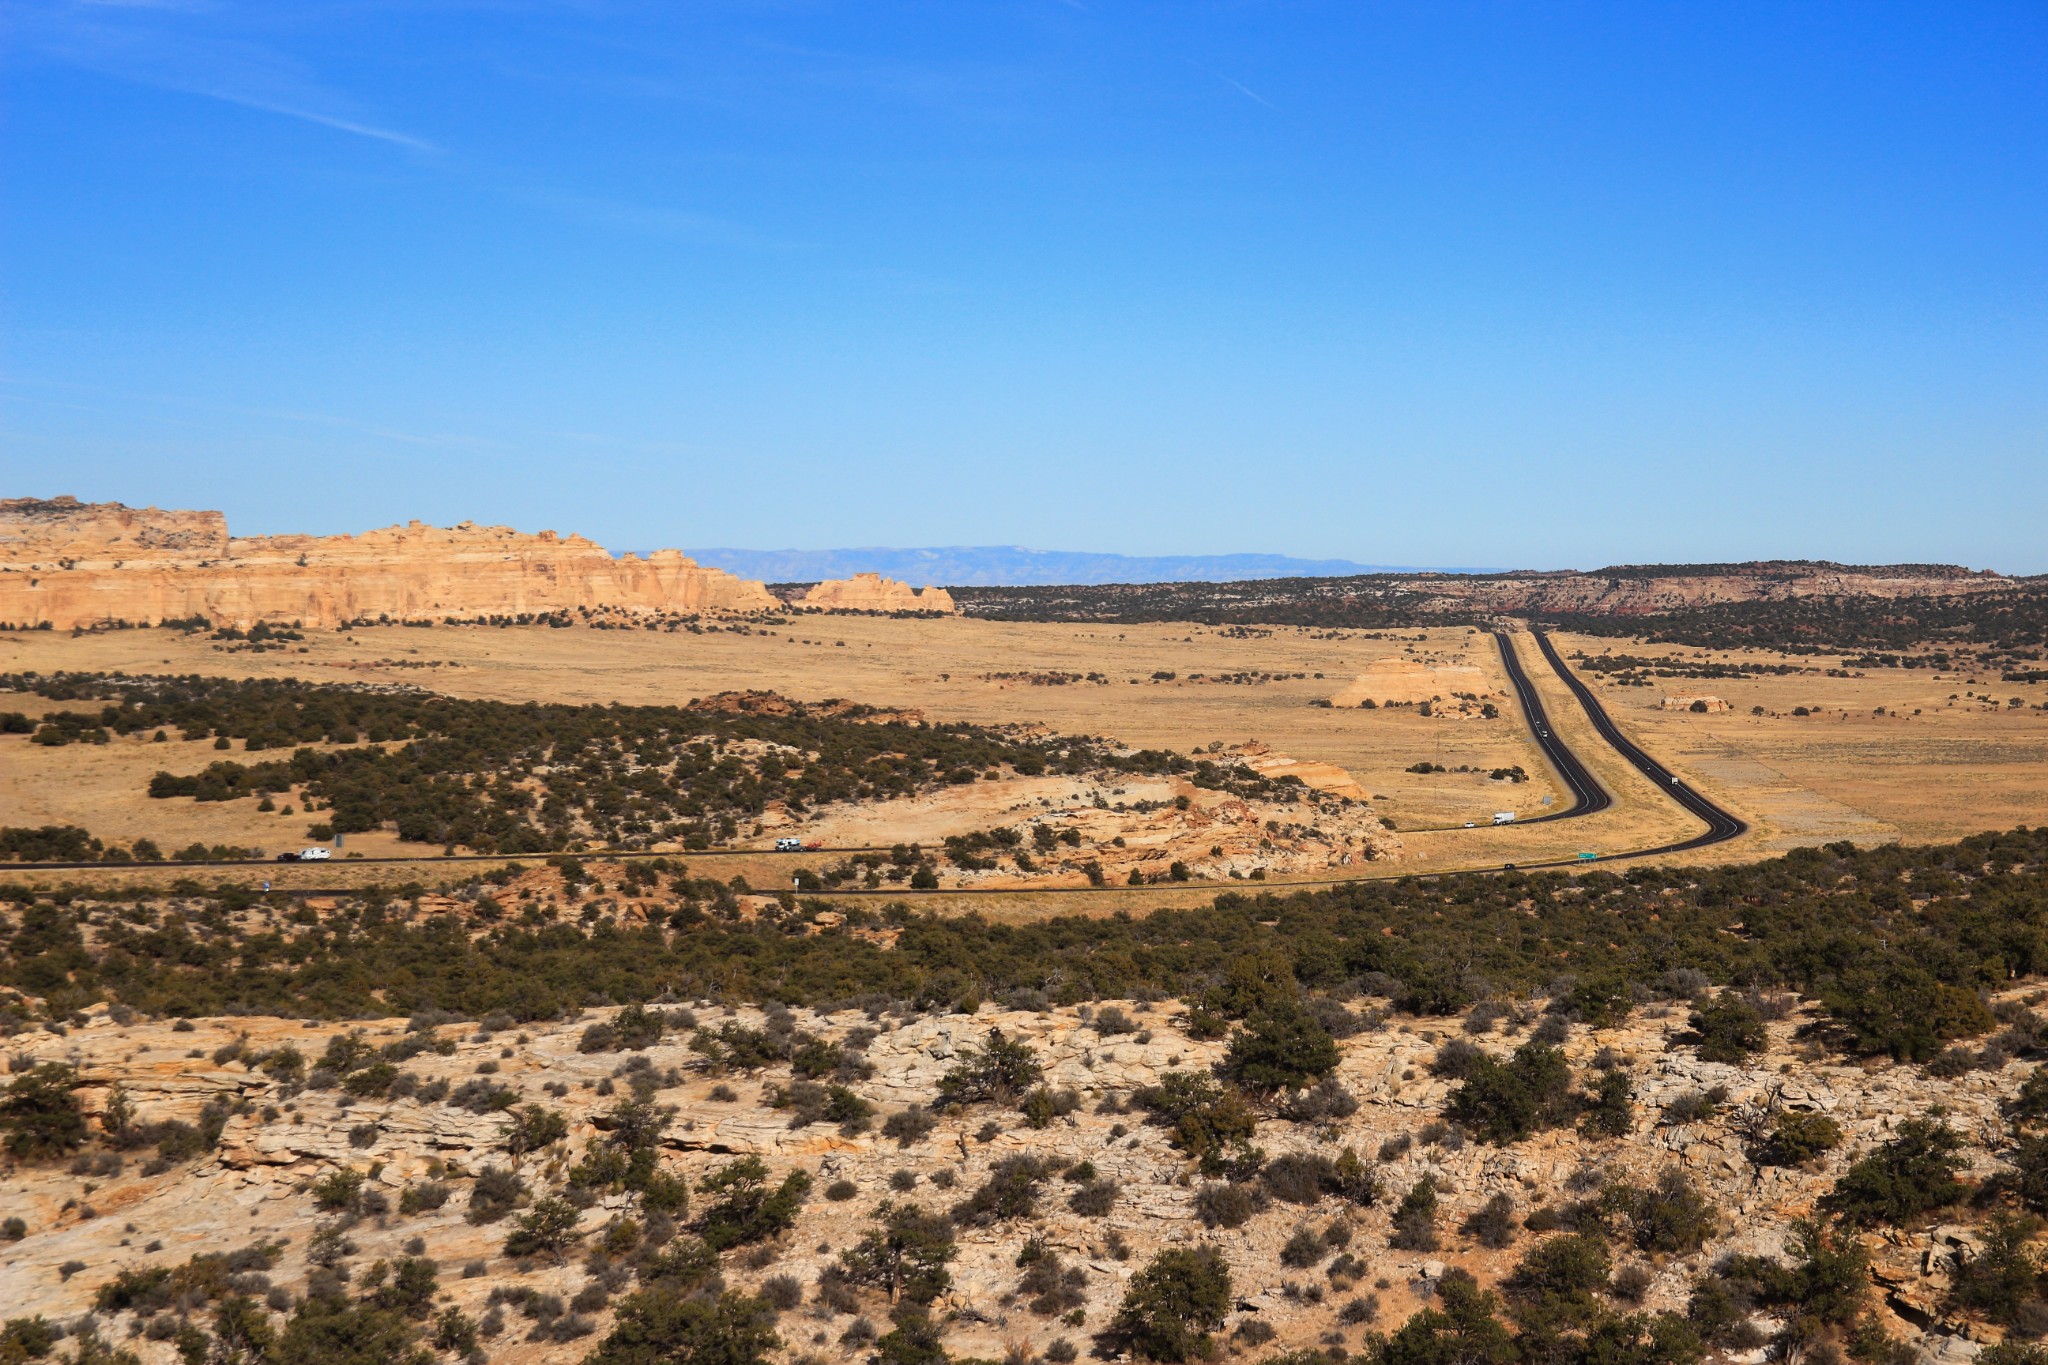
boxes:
[1527,629,1748,854]
[1491,629,1610,822]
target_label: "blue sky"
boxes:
[6,1,2045,571]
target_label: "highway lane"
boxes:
[1492,629,1610,823]
[1529,629,1748,854]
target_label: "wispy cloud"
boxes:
[9,2,781,246]
[169,85,436,150]
[12,0,439,152]
[511,185,793,250]
[1215,73,1277,110]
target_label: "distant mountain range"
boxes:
[677,546,1506,587]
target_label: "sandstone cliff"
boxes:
[0,496,778,629]
[800,571,956,613]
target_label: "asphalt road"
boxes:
[1492,629,1611,823]
[1529,628,1749,854]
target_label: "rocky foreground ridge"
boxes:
[1,987,2035,1365]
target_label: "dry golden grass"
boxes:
[1550,630,2048,850]
[6,616,2042,907]
[0,615,1562,833]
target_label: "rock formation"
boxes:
[1330,657,1495,709]
[1,980,2029,1364]
[800,572,956,613]
[0,496,778,629]
[1662,693,1732,712]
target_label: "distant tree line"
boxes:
[2,827,2042,1067]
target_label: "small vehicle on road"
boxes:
[298,847,332,861]
[275,851,299,862]
[774,837,804,852]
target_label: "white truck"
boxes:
[1492,811,1517,825]
[299,847,332,860]
[774,838,804,853]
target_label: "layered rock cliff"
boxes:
[800,571,957,613]
[0,496,778,628]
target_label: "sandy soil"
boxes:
[6,618,2043,902]
[0,617,1560,840]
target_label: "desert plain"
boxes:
[5,611,2046,909]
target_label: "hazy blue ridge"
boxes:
[669,546,1508,587]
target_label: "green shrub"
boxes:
[1618,1170,1717,1254]
[1463,1193,1518,1249]
[1703,1220,1869,1335]
[1950,1212,2046,1328]
[1505,1233,1611,1315]
[838,1202,957,1305]
[502,1104,569,1159]
[504,1195,583,1262]
[1685,996,1767,1064]
[1280,1225,1326,1269]
[875,1309,947,1365]
[696,1157,811,1250]
[1135,1071,1258,1175]
[1390,1177,1439,1252]
[883,1105,938,1146]
[1221,1000,1341,1093]
[1444,1043,1576,1144]
[584,1287,779,1365]
[937,1030,1044,1107]
[467,1166,525,1224]
[1817,964,1995,1063]
[950,1156,1054,1227]
[312,1168,367,1212]
[1580,1068,1634,1138]
[1823,1119,1969,1225]
[1377,1272,1517,1365]
[1756,1111,1844,1167]
[1070,1178,1120,1217]
[1194,1181,1270,1229]
[0,1064,87,1161]
[1108,1247,1233,1362]
[0,1318,59,1361]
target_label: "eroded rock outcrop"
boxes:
[0,496,778,628]
[1330,656,1498,715]
[800,572,956,613]
[0,993,2027,1363]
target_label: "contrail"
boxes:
[187,86,438,152]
